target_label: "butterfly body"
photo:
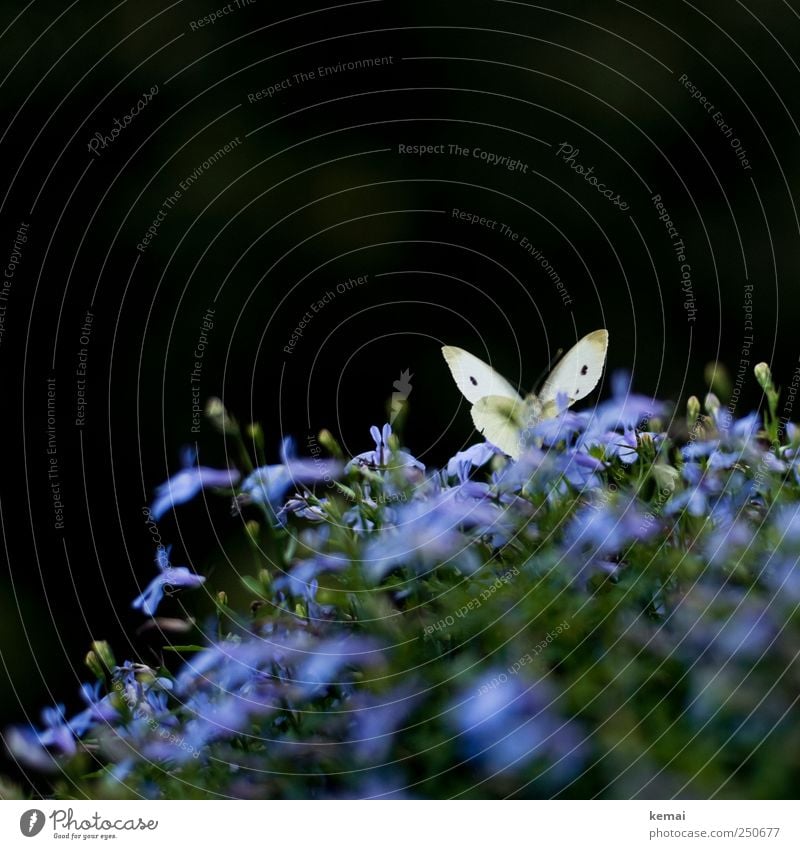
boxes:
[442,329,608,459]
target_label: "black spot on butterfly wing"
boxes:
[469,376,478,386]
[580,364,588,375]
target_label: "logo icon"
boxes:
[19,809,45,837]
[390,369,413,424]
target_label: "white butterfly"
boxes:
[442,330,609,459]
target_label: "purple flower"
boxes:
[132,545,206,616]
[664,585,776,663]
[276,492,330,523]
[493,443,604,499]
[177,691,274,755]
[681,411,764,471]
[346,423,425,473]
[176,633,383,706]
[527,410,585,447]
[765,554,800,600]
[771,504,800,546]
[558,449,607,489]
[342,503,376,534]
[151,448,240,521]
[346,686,419,764]
[448,458,494,501]
[702,518,755,570]
[364,491,508,581]
[293,637,384,698]
[274,554,348,599]
[582,427,639,464]
[682,439,721,461]
[667,486,708,518]
[716,409,761,441]
[69,681,118,737]
[7,704,78,770]
[37,706,76,756]
[6,729,59,771]
[445,442,501,478]
[240,437,342,514]
[493,446,551,494]
[584,371,666,434]
[567,498,656,558]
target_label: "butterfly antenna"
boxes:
[533,347,563,392]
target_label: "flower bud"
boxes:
[85,650,105,680]
[705,362,731,402]
[205,396,239,435]
[333,481,357,501]
[318,429,343,458]
[245,422,264,453]
[652,463,680,493]
[245,520,260,543]
[754,362,773,393]
[90,640,116,671]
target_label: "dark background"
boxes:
[1,0,799,783]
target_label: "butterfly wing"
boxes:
[471,395,530,459]
[537,329,608,417]
[441,346,522,405]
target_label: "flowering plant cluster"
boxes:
[6,364,800,799]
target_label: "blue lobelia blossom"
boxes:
[454,672,587,780]
[173,691,275,757]
[7,703,83,770]
[345,685,420,765]
[69,681,119,737]
[183,632,374,702]
[714,407,760,440]
[672,459,727,517]
[346,423,425,473]
[666,482,709,518]
[449,458,495,501]
[132,545,206,616]
[137,635,386,765]
[151,447,240,521]
[769,503,800,547]
[659,584,777,665]
[526,409,585,448]
[34,706,75,755]
[557,449,607,490]
[276,492,330,524]
[274,553,349,600]
[765,552,800,602]
[293,636,385,699]
[494,442,605,500]
[681,410,763,469]
[364,490,511,582]
[566,497,656,561]
[439,465,528,546]
[97,691,191,768]
[239,437,342,517]
[702,518,758,572]
[581,426,639,464]
[5,726,60,771]
[174,633,314,694]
